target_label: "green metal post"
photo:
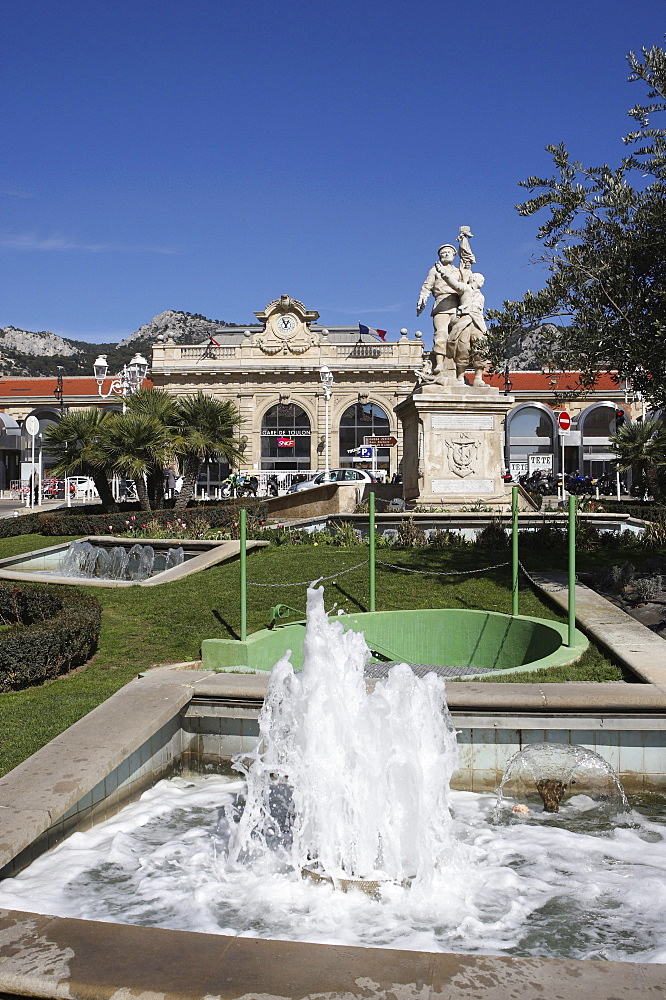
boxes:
[240,507,247,642]
[369,491,376,612]
[511,485,519,616]
[568,493,576,647]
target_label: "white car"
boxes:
[287,469,378,494]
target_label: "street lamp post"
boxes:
[93,352,149,413]
[319,365,334,477]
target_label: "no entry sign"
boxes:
[558,411,571,432]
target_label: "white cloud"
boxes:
[0,231,179,254]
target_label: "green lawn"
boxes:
[0,533,632,776]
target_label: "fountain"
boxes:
[495,743,630,819]
[2,583,666,966]
[57,539,185,581]
[227,584,459,891]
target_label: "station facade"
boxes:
[0,295,644,491]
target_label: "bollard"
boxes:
[240,508,247,642]
[369,491,376,612]
[568,494,576,646]
[512,485,519,616]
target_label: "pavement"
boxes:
[0,498,92,518]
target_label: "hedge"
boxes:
[0,583,102,692]
[0,500,268,540]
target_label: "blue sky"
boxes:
[2,0,664,345]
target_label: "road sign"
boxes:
[363,435,398,447]
[358,446,374,460]
[557,411,571,433]
[25,415,39,436]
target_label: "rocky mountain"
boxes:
[0,310,239,377]
[117,310,240,349]
[500,324,561,371]
[0,309,550,377]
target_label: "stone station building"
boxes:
[0,294,646,494]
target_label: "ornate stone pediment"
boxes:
[253,294,321,355]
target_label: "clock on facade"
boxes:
[274,314,298,339]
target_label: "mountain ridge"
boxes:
[0,310,545,377]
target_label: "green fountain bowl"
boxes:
[201,609,588,679]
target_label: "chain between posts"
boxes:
[374,559,510,576]
[247,557,512,587]
[247,559,369,587]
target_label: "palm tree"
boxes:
[610,416,666,502]
[125,388,180,507]
[42,408,118,511]
[173,392,243,509]
[101,412,174,511]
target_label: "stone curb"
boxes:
[531,571,666,690]
[0,908,663,1000]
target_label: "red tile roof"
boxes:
[483,371,623,392]
[0,377,153,398]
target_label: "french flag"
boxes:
[358,323,387,341]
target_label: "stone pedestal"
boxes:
[394,383,515,507]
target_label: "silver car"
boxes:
[287,468,378,494]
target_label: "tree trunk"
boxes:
[174,458,200,510]
[92,472,118,513]
[147,468,165,509]
[134,476,151,512]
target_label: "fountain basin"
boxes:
[202,608,588,678]
[0,669,664,998]
[0,536,268,587]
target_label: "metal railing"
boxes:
[335,344,395,359]
[179,346,237,359]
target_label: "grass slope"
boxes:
[0,534,625,776]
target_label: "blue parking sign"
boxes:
[358,446,374,459]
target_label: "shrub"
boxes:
[0,584,102,692]
[475,519,509,550]
[34,500,268,539]
[0,512,43,539]
[642,516,666,548]
[397,517,426,546]
[632,575,662,603]
[523,524,567,549]
[527,491,543,510]
[426,528,469,549]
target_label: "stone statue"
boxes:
[445,272,488,386]
[416,228,488,387]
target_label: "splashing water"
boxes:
[59,540,184,581]
[227,585,459,885]
[495,743,630,822]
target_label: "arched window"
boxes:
[582,406,616,438]
[580,404,620,477]
[23,409,60,474]
[506,405,556,478]
[339,402,391,474]
[261,403,311,471]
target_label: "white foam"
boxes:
[1,775,665,961]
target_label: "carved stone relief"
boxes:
[445,433,479,478]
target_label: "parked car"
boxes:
[287,468,378,494]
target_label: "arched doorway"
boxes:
[506,404,556,478]
[261,403,312,471]
[338,402,391,476]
